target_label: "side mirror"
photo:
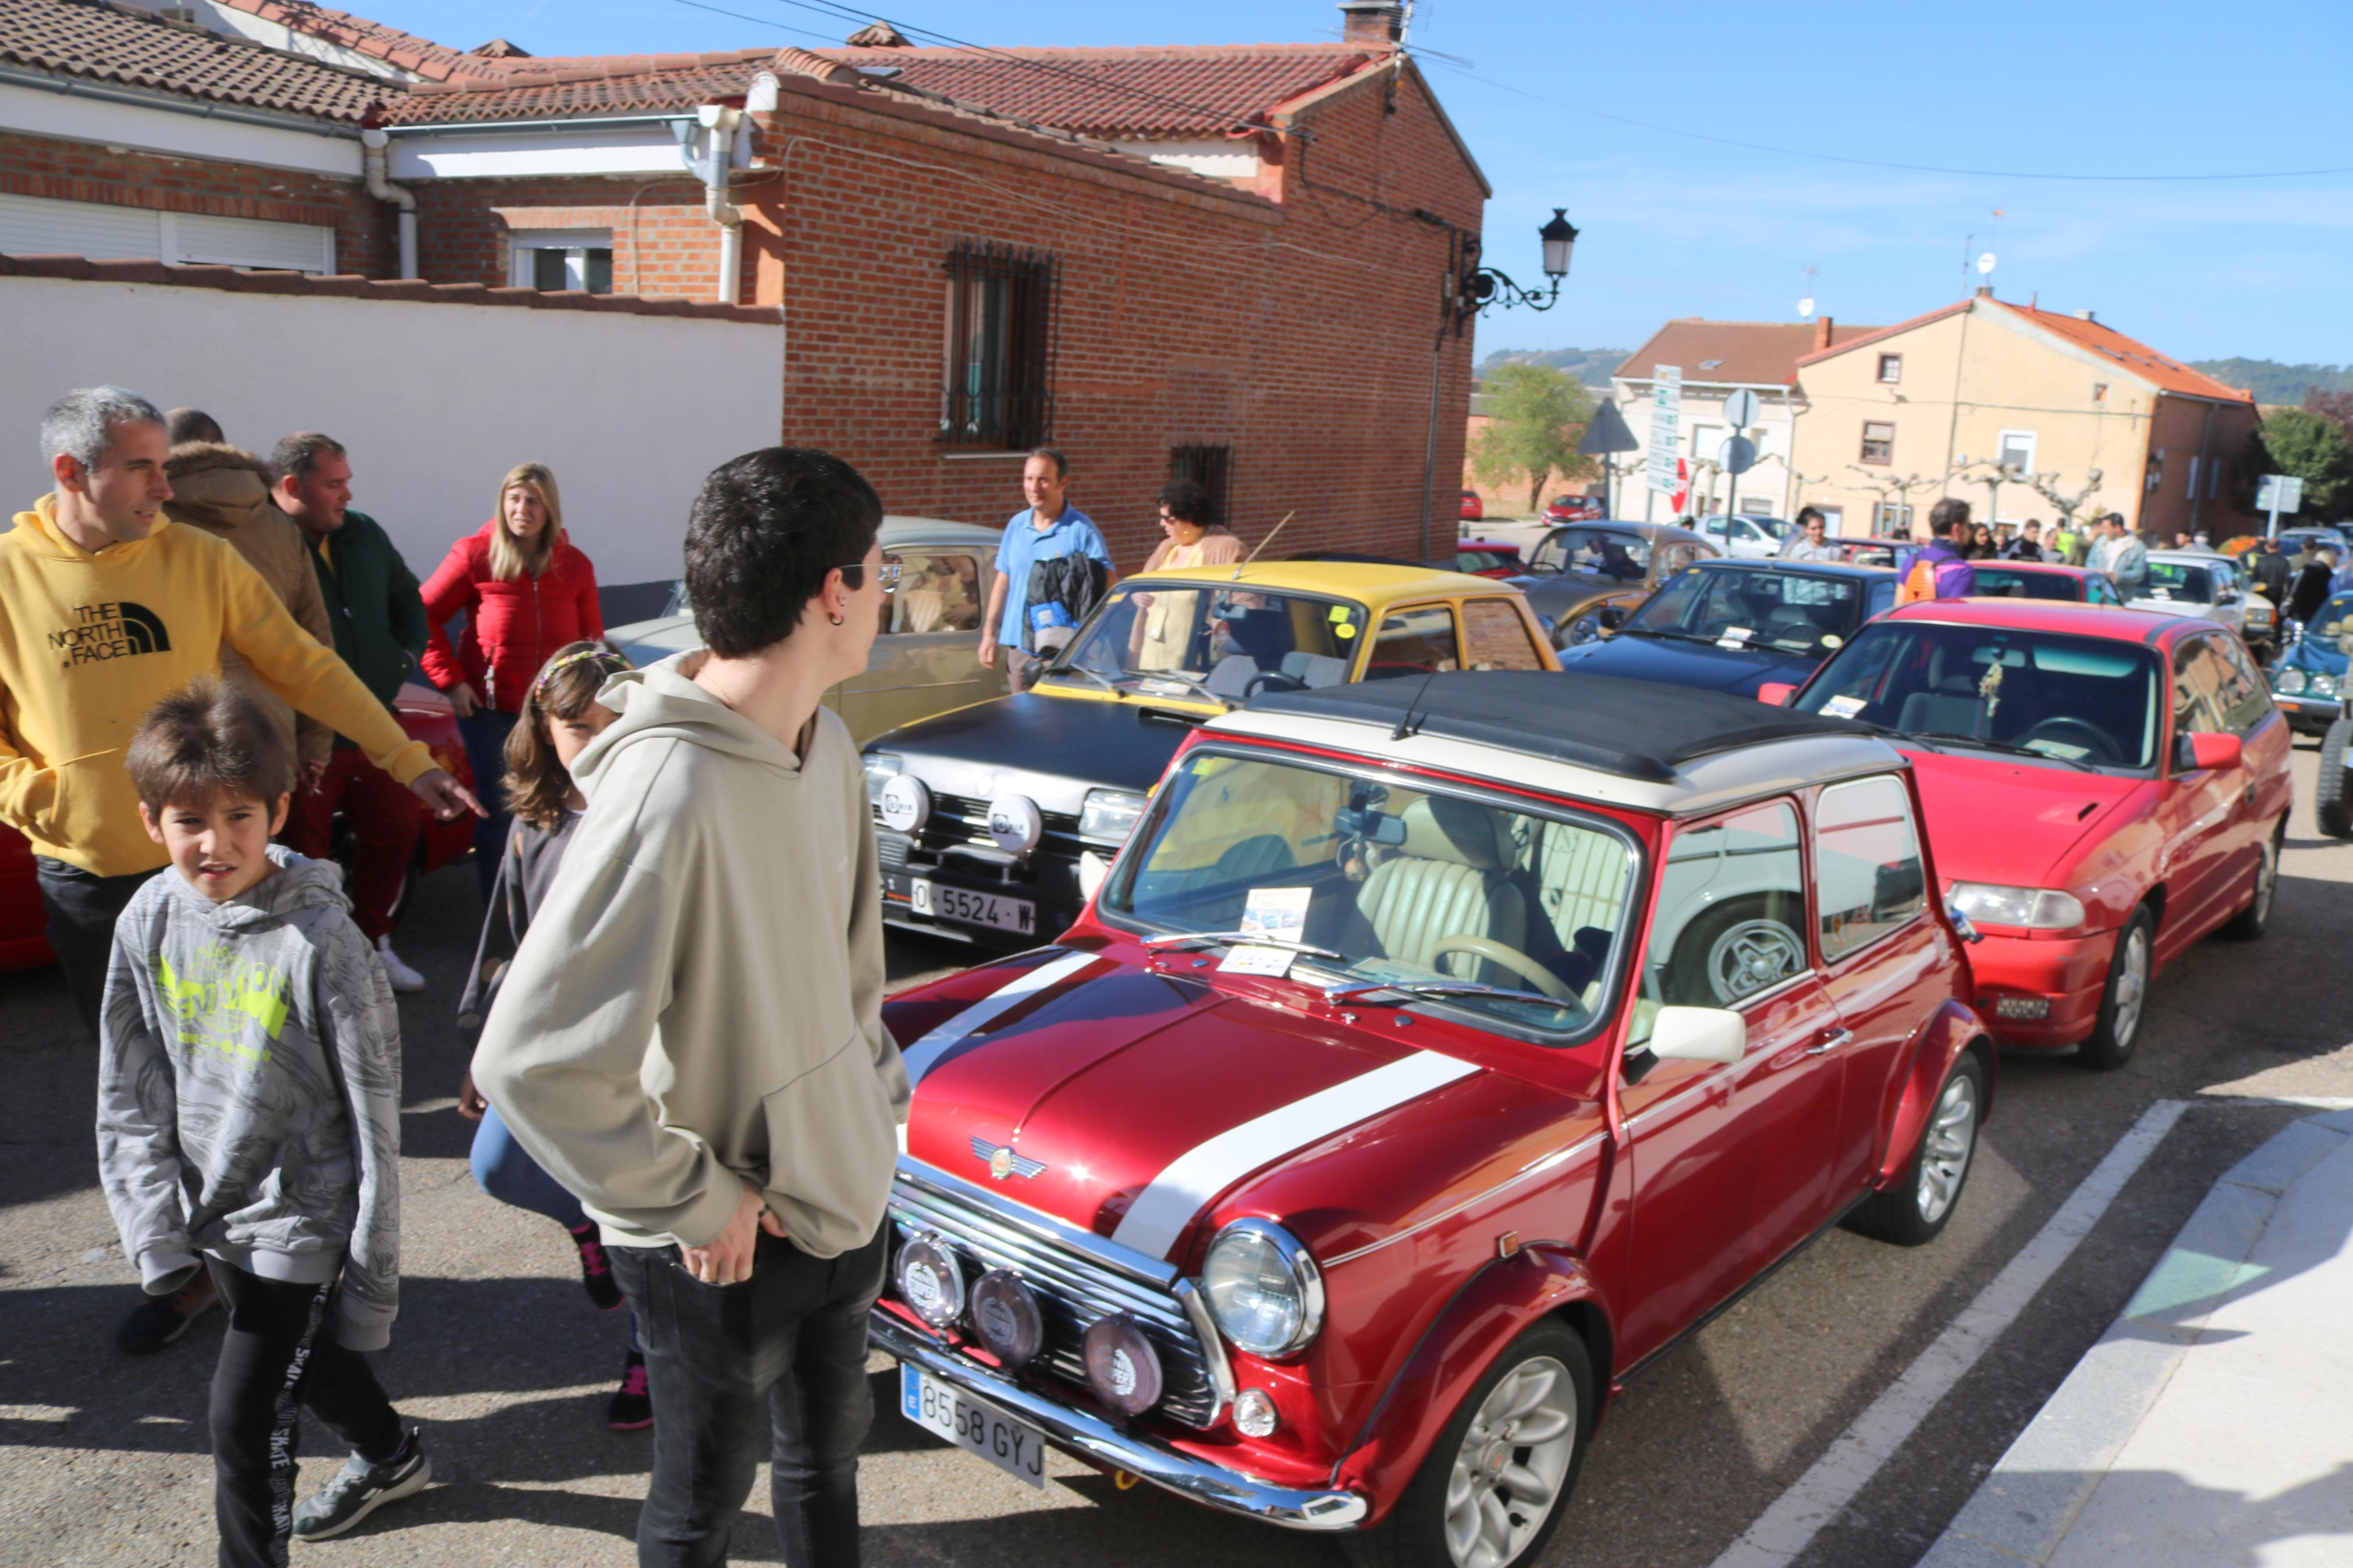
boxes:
[1647,1006,1747,1064]
[1756,681,1798,707]
[2178,731,2243,772]
[1597,606,1627,630]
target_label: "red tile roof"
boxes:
[818,43,1380,138]
[1992,300,2254,403]
[379,48,778,125]
[204,0,519,83]
[1792,300,1972,368]
[1616,318,1886,387]
[0,0,398,121]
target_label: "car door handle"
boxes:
[1805,1029,1855,1057]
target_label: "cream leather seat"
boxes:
[1354,796,1527,982]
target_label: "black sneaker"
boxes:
[116,1274,220,1355]
[292,1428,431,1541]
[569,1223,624,1312]
[606,1352,652,1431]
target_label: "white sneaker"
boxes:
[375,936,425,993]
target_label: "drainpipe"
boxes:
[359,128,417,280]
[696,106,744,306]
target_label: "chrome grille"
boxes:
[925,792,1084,850]
[876,831,909,870]
[887,1175,1222,1428]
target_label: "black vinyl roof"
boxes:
[1246,671,1879,783]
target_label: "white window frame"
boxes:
[1877,353,1903,384]
[1997,428,2038,478]
[507,228,614,292]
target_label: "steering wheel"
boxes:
[1431,936,1578,1001]
[2016,715,2121,764]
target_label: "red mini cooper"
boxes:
[874,672,1990,1566]
[1765,599,2290,1068]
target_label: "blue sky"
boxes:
[362,0,2353,364]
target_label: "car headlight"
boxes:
[1202,1218,1323,1357]
[1078,788,1148,846]
[2276,668,2308,695]
[1948,883,2086,931]
[863,752,903,804]
[2246,602,2276,625]
[2315,673,2340,698]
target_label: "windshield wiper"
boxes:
[1042,662,1123,699]
[1142,931,1344,959]
[1910,731,2099,773]
[1322,976,1577,1010]
[1622,627,1722,647]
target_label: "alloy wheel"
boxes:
[2110,923,2150,1050]
[1443,1356,1578,1568]
[1708,919,1804,1004]
[1915,1074,1978,1224]
[2250,839,2279,926]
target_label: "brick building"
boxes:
[0,0,1495,566]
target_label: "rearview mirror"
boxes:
[1646,1006,1747,1064]
[1756,681,1797,707]
[2177,731,2243,772]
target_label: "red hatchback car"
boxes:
[874,673,1990,1566]
[1766,600,2290,1068]
[0,682,477,972]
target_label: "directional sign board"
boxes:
[2256,474,2305,515]
[1721,389,1763,430]
[1719,435,1759,477]
[1646,365,1683,493]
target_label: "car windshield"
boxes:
[1530,528,1658,581]
[1751,517,1792,539]
[1795,622,2163,770]
[2138,560,2216,604]
[1970,567,2079,602]
[1623,566,1865,656]
[2313,593,2353,639]
[1105,752,1636,1039]
[1048,584,1367,701]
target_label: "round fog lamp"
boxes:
[1083,1312,1164,1416]
[986,794,1044,855]
[1232,1387,1281,1438]
[894,1232,964,1329]
[970,1268,1045,1368]
[878,773,931,834]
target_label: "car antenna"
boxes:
[1236,511,1297,579]
[1392,666,1441,741]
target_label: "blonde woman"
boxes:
[421,463,602,897]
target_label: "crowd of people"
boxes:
[4,386,989,1566]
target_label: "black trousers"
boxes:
[207,1260,403,1568]
[34,857,155,1039]
[610,1226,888,1568]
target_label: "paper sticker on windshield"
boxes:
[1717,625,1755,649]
[2025,739,2091,760]
[1328,605,1359,638]
[1219,944,1297,977]
[1821,695,1867,719]
[1240,887,1311,943]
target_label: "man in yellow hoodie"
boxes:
[4,386,481,1033]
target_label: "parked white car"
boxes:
[1691,513,1791,560]
[2130,550,2276,654]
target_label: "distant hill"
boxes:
[2188,358,2353,404]
[1477,346,1626,390]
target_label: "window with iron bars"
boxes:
[941,241,1056,450]
[1167,444,1234,525]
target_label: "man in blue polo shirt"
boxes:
[979,447,1116,693]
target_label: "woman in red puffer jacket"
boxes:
[420,462,602,899]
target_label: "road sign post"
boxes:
[2256,474,2305,541]
[1646,367,1684,506]
[1717,389,1762,517]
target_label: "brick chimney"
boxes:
[1812,315,1833,351]
[1338,1,1405,44]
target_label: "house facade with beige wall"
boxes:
[1789,291,2259,540]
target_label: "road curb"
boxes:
[1916,1107,2353,1567]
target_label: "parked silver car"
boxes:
[2129,549,2276,655]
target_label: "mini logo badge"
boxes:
[970,1136,1044,1181]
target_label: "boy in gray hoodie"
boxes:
[97,678,428,1565]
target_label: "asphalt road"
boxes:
[3,744,2348,1567]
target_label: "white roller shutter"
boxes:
[0,192,331,272]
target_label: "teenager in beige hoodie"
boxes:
[473,447,907,1567]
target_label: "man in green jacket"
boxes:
[272,433,434,991]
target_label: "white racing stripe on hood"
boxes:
[1110,1050,1483,1260]
[901,950,1099,1089]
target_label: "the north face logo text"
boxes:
[50,602,172,666]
